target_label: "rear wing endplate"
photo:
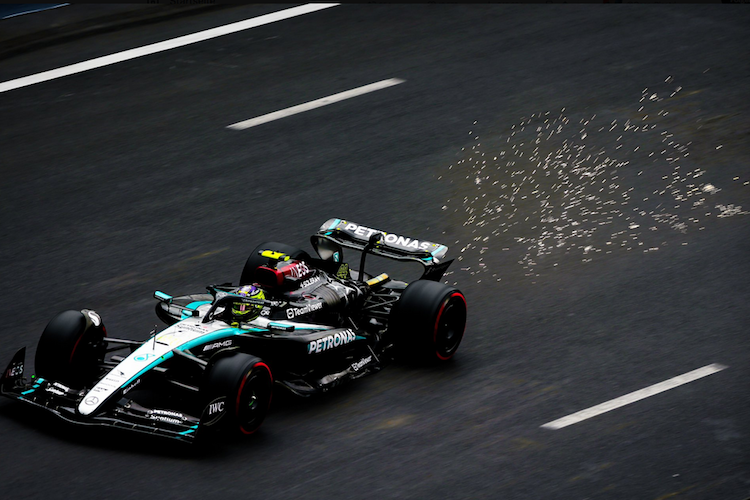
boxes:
[311,218,453,280]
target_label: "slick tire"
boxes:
[389,280,467,363]
[240,241,311,285]
[202,353,273,436]
[35,309,107,388]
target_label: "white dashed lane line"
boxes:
[226,78,406,130]
[0,3,339,94]
[541,363,728,430]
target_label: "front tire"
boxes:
[34,309,107,388]
[390,280,467,363]
[202,353,273,436]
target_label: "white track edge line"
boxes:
[0,3,339,93]
[226,78,406,130]
[541,363,728,430]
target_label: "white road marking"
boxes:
[541,363,728,430]
[226,78,405,130]
[0,3,339,94]
[1,3,69,20]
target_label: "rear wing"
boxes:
[311,218,452,281]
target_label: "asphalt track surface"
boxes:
[1,4,749,499]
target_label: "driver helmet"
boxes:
[231,284,265,322]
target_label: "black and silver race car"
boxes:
[0,219,467,443]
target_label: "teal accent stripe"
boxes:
[432,245,447,256]
[122,328,255,388]
[21,389,35,395]
[123,351,174,386]
[180,300,212,319]
[185,300,212,309]
[180,424,198,436]
[327,218,341,230]
[268,322,292,329]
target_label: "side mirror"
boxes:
[310,235,344,263]
[154,291,173,303]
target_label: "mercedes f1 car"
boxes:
[0,219,467,443]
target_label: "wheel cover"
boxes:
[236,363,272,434]
[433,292,467,360]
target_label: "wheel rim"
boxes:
[236,363,272,434]
[433,292,467,360]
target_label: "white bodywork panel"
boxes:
[78,318,226,416]
[77,315,333,416]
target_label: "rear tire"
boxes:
[240,241,311,285]
[34,309,107,388]
[389,280,467,363]
[202,353,273,436]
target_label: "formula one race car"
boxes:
[0,219,466,443]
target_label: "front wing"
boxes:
[1,348,202,443]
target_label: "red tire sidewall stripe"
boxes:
[257,362,273,411]
[236,362,273,435]
[68,332,85,365]
[433,291,467,360]
[69,315,106,365]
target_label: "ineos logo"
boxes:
[287,262,310,278]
